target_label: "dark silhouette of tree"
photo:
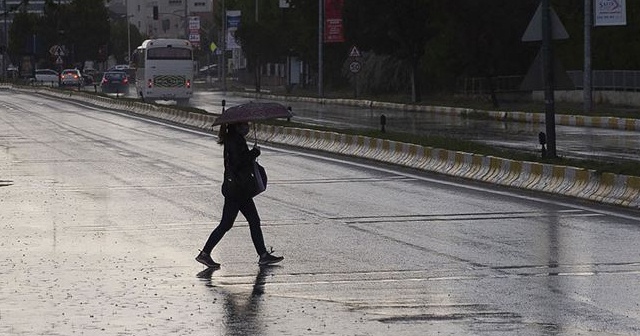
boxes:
[344,0,435,102]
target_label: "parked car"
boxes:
[108,64,130,72]
[6,65,18,79]
[60,69,84,87]
[82,69,98,85]
[82,74,94,85]
[33,69,59,85]
[198,64,217,76]
[108,64,136,82]
[100,71,130,94]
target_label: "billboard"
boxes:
[324,0,344,43]
[227,10,242,49]
[594,0,626,26]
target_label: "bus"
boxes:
[132,39,194,105]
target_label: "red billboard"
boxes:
[324,0,344,43]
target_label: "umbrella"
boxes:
[212,102,293,126]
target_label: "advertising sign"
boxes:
[226,10,242,49]
[324,0,344,43]
[189,16,201,47]
[594,0,626,26]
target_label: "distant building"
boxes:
[116,0,213,41]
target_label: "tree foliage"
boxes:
[8,0,113,70]
[9,0,640,97]
[344,0,434,101]
[65,0,110,63]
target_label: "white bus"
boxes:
[132,39,194,105]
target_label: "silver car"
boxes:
[33,69,59,86]
[60,69,84,87]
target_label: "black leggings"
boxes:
[202,197,267,256]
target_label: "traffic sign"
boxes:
[521,4,569,42]
[349,46,361,58]
[49,45,65,56]
[189,16,200,30]
[349,61,361,73]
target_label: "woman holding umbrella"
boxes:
[196,121,284,268]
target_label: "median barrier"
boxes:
[603,174,631,206]
[460,154,484,180]
[396,143,417,167]
[588,173,615,203]
[621,176,640,208]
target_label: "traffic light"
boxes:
[153,6,159,20]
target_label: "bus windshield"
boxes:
[147,47,192,60]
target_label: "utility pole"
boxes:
[184,0,188,39]
[126,0,130,63]
[584,0,592,113]
[254,0,260,92]
[2,0,7,80]
[542,0,557,158]
[221,0,226,92]
[318,0,323,97]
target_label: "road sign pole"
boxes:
[221,0,226,92]
[318,0,323,98]
[584,0,593,113]
[542,0,557,158]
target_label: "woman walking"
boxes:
[196,122,283,268]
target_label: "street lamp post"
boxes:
[541,0,557,158]
[584,0,592,113]
[3,0,7,80]
[318,0,323,97]
[125,0,130,63]
[127,18,131,63]
[121,13,133,63]
[221,0,227,92]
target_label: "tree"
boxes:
[433,0,539,106]
[232,0,291,91]
[109,17,144,64]
[65,0,110,65]
[8,9,39,57]
[344,0,435,102]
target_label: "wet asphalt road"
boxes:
[190,90,640,164]
[1,89,640,335]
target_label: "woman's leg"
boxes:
[239,198,267,256]
[202,198,240,254]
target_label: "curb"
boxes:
[10,85,640,210]
[254,124,640,209]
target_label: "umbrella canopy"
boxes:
[212,102,293,125]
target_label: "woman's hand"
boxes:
[250,146,261,158]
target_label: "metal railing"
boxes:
[459,70,640,95]
[566,70,640,92]
[457,76,525,95]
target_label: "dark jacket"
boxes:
[221,127,260,199]
[223,129,260,175]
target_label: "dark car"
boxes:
[100,71,130,94]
